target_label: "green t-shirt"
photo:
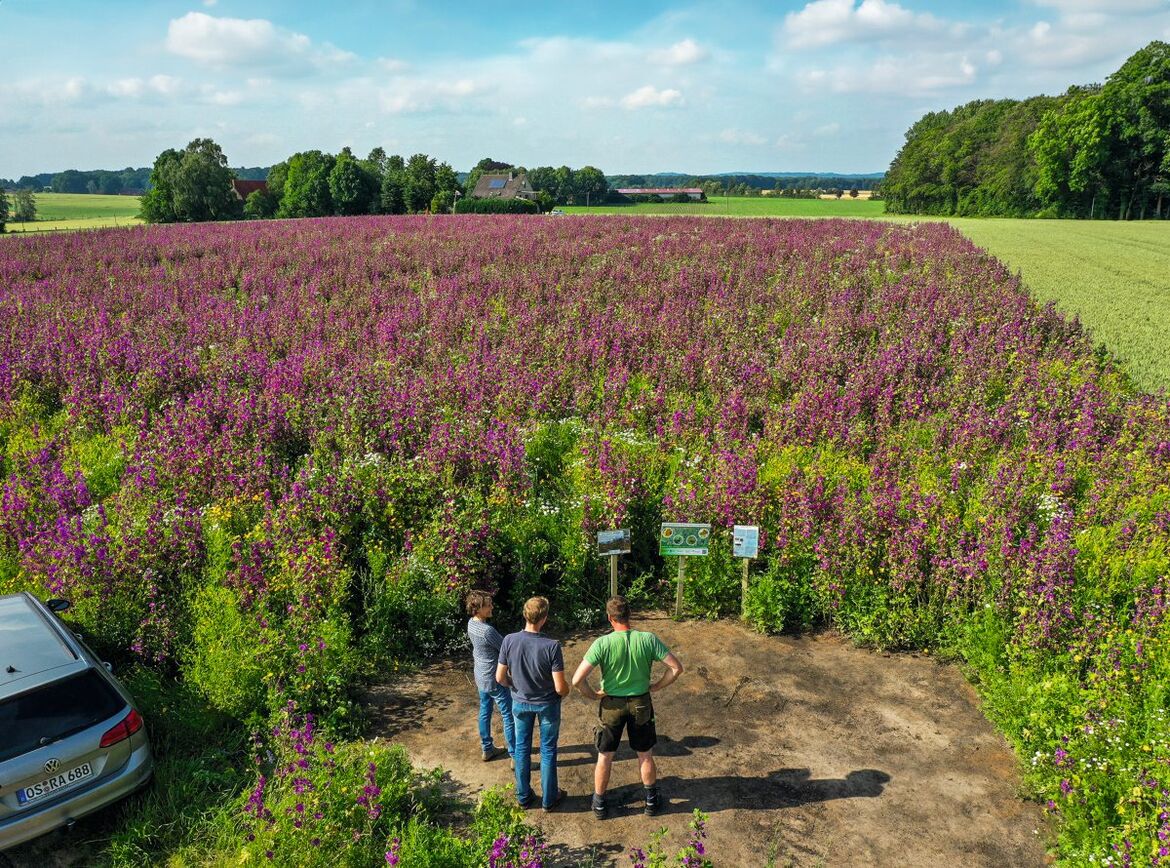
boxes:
[583,629,670,697]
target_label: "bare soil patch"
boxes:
[367,614,1047,867]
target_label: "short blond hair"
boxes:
[523,596,549,625]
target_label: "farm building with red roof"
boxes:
[231,179,268,200]
[617,187,706,201]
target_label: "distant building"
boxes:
[617,187,706,201]
[232,179,268,201]
[471,172,538,201]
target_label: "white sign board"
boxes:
[597,529,631,556]
[732,525,759,559]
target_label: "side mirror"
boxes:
[103,662,113,673]
[47,599,71,614]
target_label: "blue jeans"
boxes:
[512,699,561,808]
[478,683,515,757]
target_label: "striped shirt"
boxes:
[467,617,504,692]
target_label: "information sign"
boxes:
[597,529,631,556]
[732,525,760,559]
[659,523,711,557]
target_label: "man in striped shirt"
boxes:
[466,590,514,764]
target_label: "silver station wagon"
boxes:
[0,593,153,850]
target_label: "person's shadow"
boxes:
[617,769,891,815]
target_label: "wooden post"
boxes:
[609,553,618,599]
[675,556,686,617]
[741,558,750,618]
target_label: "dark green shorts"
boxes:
[595,693,656,753]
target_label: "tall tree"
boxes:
[1030,87,1112,218]
[140,138,240,223]
[328,148,379,216]
[404,153,436,213]
[277,150,335,218]
[13,189,37,222]
[573,166,608,205]
[380,155,407,215]
[0,189,8,232]
[1099,40,1170,218]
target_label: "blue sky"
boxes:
[3,0,1169,176]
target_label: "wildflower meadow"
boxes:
[0,215,1167,864]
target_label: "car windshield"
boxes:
[0,670,125,762]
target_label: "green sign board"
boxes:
[659,522,711,556]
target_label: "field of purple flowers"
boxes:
[1,215,1167,865]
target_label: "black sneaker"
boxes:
[542,788,567,813]
[591,793,608,820]
[644,786,662,817]
[482,746,507,762]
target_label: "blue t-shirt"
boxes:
[498,630,564,704]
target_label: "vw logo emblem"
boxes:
[44,758,60,774]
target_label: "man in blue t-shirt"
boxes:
[496,596,570,811]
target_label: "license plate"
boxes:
[17,762,94,805]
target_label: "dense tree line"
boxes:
[884,41,1170,218]
[0,167,151,195]
[0,165,268,196]
[606,172,882,194]
[138,140,618,223]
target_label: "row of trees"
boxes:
[244,148,464,219]
[883,41,1170,218]
[607,172,882,193]
[140,141,619,223]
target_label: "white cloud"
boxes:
[377,57,410,73]
[377,77,486,114]
[798,53,979,95]
[620,85,683,109]
[108,78,144,98]
[813,122,841,137]
[719,128,766,146]
[106,75,183,99]
[206,90,245,106]
[149,74,182,96]
[11,77,90,105]
[1030,0,1165,11]
[165,12,354,71]
[783,0,954,48]
[581,95,615,109]
[648,38,709,66]
[245,132,280,148]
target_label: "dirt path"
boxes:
[366,614,1048,867]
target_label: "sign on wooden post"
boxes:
[597,529,631,598]
[659,523,711,616]
[733,525,760,618]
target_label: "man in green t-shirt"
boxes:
[571,596,684,820]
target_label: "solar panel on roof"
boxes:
[488,179,506,189]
